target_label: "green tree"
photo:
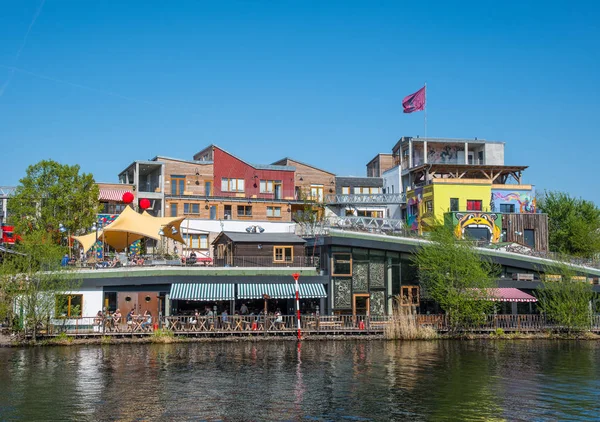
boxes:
[537,190,600,258]
[535,263,595,334]
[0,231,81,341]
[7,159,100,244]
[413,227,499,332]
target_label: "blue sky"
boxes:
[1,1,599,202]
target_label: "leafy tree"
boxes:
[412,227,499,332]
[537,190,600,258]
[0,231,81,341]
[535,263,596,334]
[7,160,100,244]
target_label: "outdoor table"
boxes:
[133,317,145,332]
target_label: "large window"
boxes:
[170,203,178,217]
[259,180,282,193]
[342,187,350,195]
[183,203,200,214]
[267,206,281,217]
[56,294,83,318]
[205,181,212,196]
[274,246,293,262]
[237,205,252,217]
[332,253,352,276]
[171,175,185,195]
[221,178,245,192]
[500,203,515,213]
[425,200,433,213]
[310,185,324,202]
[466,200,482,211]
[183,233,209,249]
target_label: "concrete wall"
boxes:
[484,143,505,165]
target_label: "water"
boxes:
[0,340,599,421]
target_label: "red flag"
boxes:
[402,86,426,113]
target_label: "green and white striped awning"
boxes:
[237,283,327,300]
[170,283,235,301]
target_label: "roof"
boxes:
[213,231,306,244]
[195,145,295,172]
[272,157,335,176]
[335,176,383,187]
[152,156,213,165]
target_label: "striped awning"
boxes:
[99,189,132,202]
[477,288,537,303]
[237,283,327,300]
[170,283,235,301]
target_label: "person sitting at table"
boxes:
[126,309,135,328]
[112,309,122,329]
[94,310,104,332]
[141,310,152,331]
[190,309,199,325]
[222,309,229,324]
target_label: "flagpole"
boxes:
[424,82,427,139]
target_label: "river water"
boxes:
[0,340,598,421]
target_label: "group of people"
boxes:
[93,308,153,332]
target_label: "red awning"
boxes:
[99,189,131,202]
[480,288,537,302]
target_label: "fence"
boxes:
[29,314,600,337]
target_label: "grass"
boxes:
[150,328,177,343]
[384,298,438,340]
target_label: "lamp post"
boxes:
[292,272,301,341]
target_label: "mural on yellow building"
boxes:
[452,212,502,243]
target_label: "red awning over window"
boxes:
[99,189,131,202]
[478,288,537,302]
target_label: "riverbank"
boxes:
[3,330,600,348]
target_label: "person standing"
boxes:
[240,303,248,315]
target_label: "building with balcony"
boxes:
[0,186,15,226]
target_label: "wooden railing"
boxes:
[33,314,600,337]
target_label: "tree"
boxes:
[535,263,596,334]
[412,227,499,332]
[8,160,100,244]
[537,190,600,258]
[0,231,81,341]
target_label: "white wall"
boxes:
[382,166,402,219]
[484,143,505,165]
[73,287,104,317]
[183,219,296,234]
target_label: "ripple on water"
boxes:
[0,340,599,421]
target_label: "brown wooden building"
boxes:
[212,231,307,267]
[366,153,394,177]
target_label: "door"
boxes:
[274,183,282,200]
[353,294,370,316]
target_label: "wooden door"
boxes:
[352,294,370,316]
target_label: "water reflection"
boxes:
[1,341,599,421]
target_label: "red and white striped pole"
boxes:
[292,272,301,340]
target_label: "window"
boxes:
[184,234,209,249]
[342,187,350,195]
[56,294,82,318]
[267,206,281,217]
[209,205,217,220]
[425,200,433,213]
[354,187,382,194]
[400,286,420,306]
[171,175,185,195]
[500,204,515,213]
[237,205,252,217]
[409,204,418,216]
[332,253,352,276]
[205,181,212,196]
[274,246,293,262]
[466,200,482,211]
[183,203,200,214]
[524,229,535,248]
[259,180,282,193]
[221,178,245,192]
[170,203,178,217]
[102,203,126,214]
[450,198,459,212]
[224,205,232,219]
[310,185,324,202]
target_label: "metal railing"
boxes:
[325,193,406,205]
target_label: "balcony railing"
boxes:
[325,193,406,205]
[296,216,406,236]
